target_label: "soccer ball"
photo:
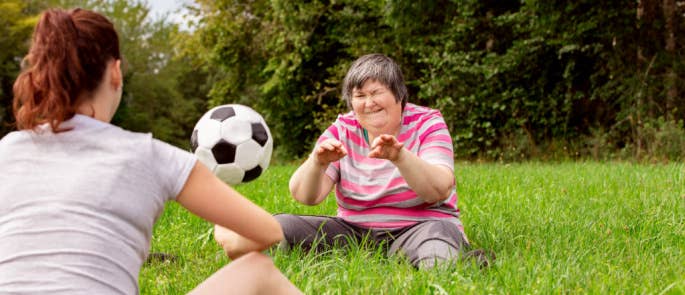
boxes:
[190,104,273,185]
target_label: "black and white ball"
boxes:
[190,104,273,185]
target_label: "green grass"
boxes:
[140,162,685,294]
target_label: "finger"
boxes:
[336,144,348,155]
[330,139,344,148]
[379,134,393,141]
[320,142,336,151]
[368,145,383,158]
[376,134,396,146]
[369,137,384,150]
[315,146,328,157]
[320,145,342,157]
[322,138,343,150]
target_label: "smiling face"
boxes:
[351,79,403,137]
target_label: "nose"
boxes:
[363,96,377,108]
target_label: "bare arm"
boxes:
[392,148,454,203]
[213,139,343,259]
[288,139,343,205]
[211,155,335,259]
[369,134,454,204]
[176,162,283,254]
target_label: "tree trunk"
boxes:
[635,0,663,159]
[662,0,677,121]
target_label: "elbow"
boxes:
[239,221,282,259]
[436,185,454,203]
[432,175,455,203]
[288,181,313,205]
[424,194,447,205]
[296,195,321,206]
[290,185,322,206]
[423,186,453,204]
[224,245,247,260]
[306,200,321,206]
[215,220,284,260]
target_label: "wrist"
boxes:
[309,154,328,169]
[391,147,407,164]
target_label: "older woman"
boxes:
[217,54,472,269]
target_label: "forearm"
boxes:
[392,148,455,204]
[227,235,272,260]
[288,156,327,205]
[214,224,284,260]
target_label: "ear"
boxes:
[110,59,122,90]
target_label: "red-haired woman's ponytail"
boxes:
[12,8,120,131]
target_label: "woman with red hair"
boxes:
[0,8,301,294]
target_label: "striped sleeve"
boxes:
[416,111,454,171]
[317,120,341,183]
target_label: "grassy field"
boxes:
[140,162,685,294]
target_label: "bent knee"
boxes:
[202,252,278,291]
[233,252,276,272]
[239,252,272,264]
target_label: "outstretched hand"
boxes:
[313,138,348,166]
[368,134,404,161]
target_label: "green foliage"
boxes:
[622,118,685,161]
[189,0,382,157]
[3,0,683,160]
[190,0,684,161]
[0,0,41,134]
[89,0,205,148]
[0,0,204,149]
[409,1,640,159]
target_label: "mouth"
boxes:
[363,108,383,115]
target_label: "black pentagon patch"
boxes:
[190,129,199,153]
[212,139,237,164]
[210,106,236,122]
[242,166,262,183]
[251,123,269,147]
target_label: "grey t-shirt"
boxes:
[0,115,196,294]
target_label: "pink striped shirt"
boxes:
[318,103,464,233]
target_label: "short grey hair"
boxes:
[342,54,408,110]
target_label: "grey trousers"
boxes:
[274,214,470,269]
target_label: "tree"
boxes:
[0,0,40,136]
[189,0,397,157]
[48,0,205,148]
[170,0,685,160]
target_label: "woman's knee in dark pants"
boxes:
[389,220,468,269]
